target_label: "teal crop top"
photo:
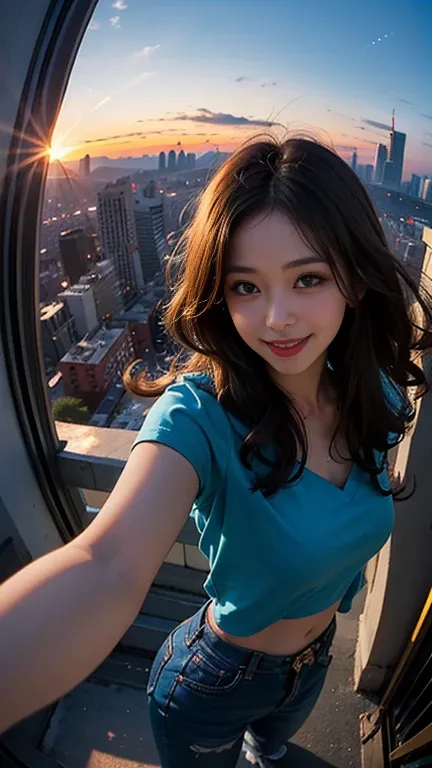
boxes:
[132,372,399,636]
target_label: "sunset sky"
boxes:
[53,0,432,179]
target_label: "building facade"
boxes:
[374,143,388,184]
[422,178,432,203]
[384,128,406,190]
[40,300,78,369]
[58,228,92,286]
[58,323,136,410]
[167,149,176,171]
[97,178,145,301]
[78,259,121,321]
[79,154,91,177]
[133,183,166,282]
[57,283,98,339]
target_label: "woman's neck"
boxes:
[270,354,336,420]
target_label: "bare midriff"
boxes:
[206,598,341,656]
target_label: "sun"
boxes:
[48,143,70,162]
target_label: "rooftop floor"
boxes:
[40,591,371,768]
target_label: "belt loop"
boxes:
[244,651,262,681]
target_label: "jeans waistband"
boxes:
[183,599,336,677]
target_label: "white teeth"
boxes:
[271,340,302,348]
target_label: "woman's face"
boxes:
[223,210,348,379]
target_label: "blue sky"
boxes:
[53,0,432,178]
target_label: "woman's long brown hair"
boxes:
[123,131,432,498]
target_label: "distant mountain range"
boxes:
[48,151,226,181]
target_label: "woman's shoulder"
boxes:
[142,370,225,436]
[161,371,218,407]
[172,371,217,395]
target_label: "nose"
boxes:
[265,293,296,331]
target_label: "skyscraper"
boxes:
[158,151,166,171]
[40,301,78,366]
[419,176,429,198]
[423,179,432,203]
[177,150,186,171]
[373,144,387,183]
[97,178,144,301]
[410,174,421,198]
[385,112,406,190]
[382,160,395,187]
[57,283,98,339]
[351,151,357,172]
[79,260,121,319]
[79,154,91,178]
[133,182,166,282]
[167,150,176,171]
[364,165,374,183]
[59,228,90,285]
[186,153,196,170]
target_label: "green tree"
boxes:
[51,396,91,425]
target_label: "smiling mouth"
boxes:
[267,339,306,348]
[263,335,312,357]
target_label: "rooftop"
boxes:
[58,284,94,298]
[116,300,153,323]
[60,326,125,366]
[40,300,65,321]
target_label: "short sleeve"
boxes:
[131,376,228,499]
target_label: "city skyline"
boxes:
[51,0,432,179]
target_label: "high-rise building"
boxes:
[177,150,186,171]
[419,176,429,198]
[159,151,166,171]
[364,164,374,183]
[133,182,166,282]
[186,152,196,170]
[57,284,98,339]
[385,113,406,190]
[59,228,90,286]
[40,300,78,367]
[167,150,176,171]
[97,178,145,302]
[356,164,373,183]
[79,154,91,178]
[382,160,395,187]
[351,151,357,172]
[373,144,387,183]
[423,179,432,203]
[410,174,421,198]
[78,260,121,320]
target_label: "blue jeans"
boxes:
[147,599,337,767]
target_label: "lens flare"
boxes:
[48,143,72,161]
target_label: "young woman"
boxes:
[119,133,431,766]
[0,134,430,766]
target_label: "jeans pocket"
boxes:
[178,647,245,696]
[147,635,174,696]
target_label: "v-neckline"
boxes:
[300,462,359,501]
[224,409,360,501]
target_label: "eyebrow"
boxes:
[225,255,326,275]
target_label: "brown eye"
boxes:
[295,273,324,289]
[232,281,259,295]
